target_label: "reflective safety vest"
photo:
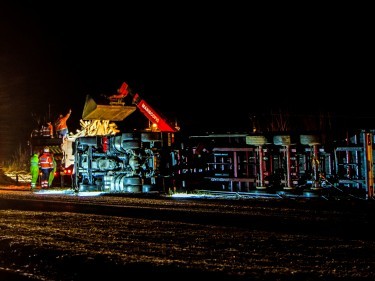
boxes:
[30,154,39,167]
[55,112,71,131]
[41,125,51,137]
[39,153,53,169]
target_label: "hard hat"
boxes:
[44,147,50,153]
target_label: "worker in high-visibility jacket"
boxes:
[38,147,54,189]
[30,151,39,189]
[55,109,72,139]
[48,153,57,188]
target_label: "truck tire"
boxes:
[123,177,142,193]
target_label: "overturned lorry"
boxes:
[72,131,178,193]
[31,82,375,200]
[70,82,180,193]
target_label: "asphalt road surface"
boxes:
[1,187,375,280]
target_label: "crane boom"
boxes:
[110,82,178,132]
[134,93,177,132]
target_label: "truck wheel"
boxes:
[123,177,142,193]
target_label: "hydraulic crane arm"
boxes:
[109,82,178,133]
[133,93,177,132]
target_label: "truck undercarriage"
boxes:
[72,132,173,193]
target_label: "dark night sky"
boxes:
[0,2,371,160]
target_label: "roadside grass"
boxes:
[0,144,30,185]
